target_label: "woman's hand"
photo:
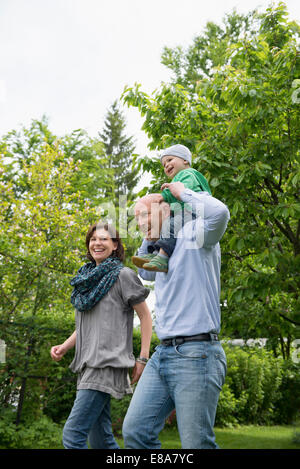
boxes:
[50,331,76,362]
[131,361,146,384]
[50,344,67,362]
[131,302,151,384]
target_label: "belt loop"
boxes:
[209,333,218,342]
[174,337,184,346]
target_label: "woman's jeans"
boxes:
[123,339,226,449]
[62,389,119,449]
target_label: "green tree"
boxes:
[0,116,111,208]
[99,101,142,261]
[100,100,140,203]
[122,2,300,357]
[161,8,259,90]
[0,141,98,423]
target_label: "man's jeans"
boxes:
[62,389,119,449]
[123,339,226,449]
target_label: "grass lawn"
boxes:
[215,425,300,449]
[117,425,300,449]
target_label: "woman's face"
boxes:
[89,229,118,265]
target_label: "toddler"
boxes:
[132,144,211,273]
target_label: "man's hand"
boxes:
[161,181,185,200]
[150,193,164,204]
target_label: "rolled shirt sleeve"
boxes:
[118,267,150,307]
[180,188,230,247]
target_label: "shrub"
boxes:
[274,360,300,424]
[111,394,132,436]
[0,409,62,449]
[217,343,284,426]
[42,373,76,423]
[215,382,238,427]
[132,327,160,358]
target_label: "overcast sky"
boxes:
[0,0,299,162]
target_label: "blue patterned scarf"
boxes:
[70,256,123,312]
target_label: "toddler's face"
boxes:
[162,155,189,179]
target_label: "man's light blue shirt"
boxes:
[137,189,230,340]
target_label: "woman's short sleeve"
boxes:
[118,267,150,307]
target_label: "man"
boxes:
[122,179,230,449]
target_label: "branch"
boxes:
[264,175,283,194]
[279,313,300,326]
[0,286,14,307]
[0,250,28,266]
[273,217,296,245]
[0,269,41,317]
[264,177,279,203]
[223,251,259,273]
[262,178,297,247]
[279,163,283,189]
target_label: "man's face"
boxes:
[134,198,162,240]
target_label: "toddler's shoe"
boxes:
[132,253,156,268]
[143,255,168,273]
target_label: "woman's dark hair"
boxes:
[85,222,125,262]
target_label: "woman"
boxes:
[50,222,152,449]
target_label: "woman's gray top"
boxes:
[69,267,150,398]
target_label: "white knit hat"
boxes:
[160,144,192,165]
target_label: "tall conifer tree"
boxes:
[100,100,140,204]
